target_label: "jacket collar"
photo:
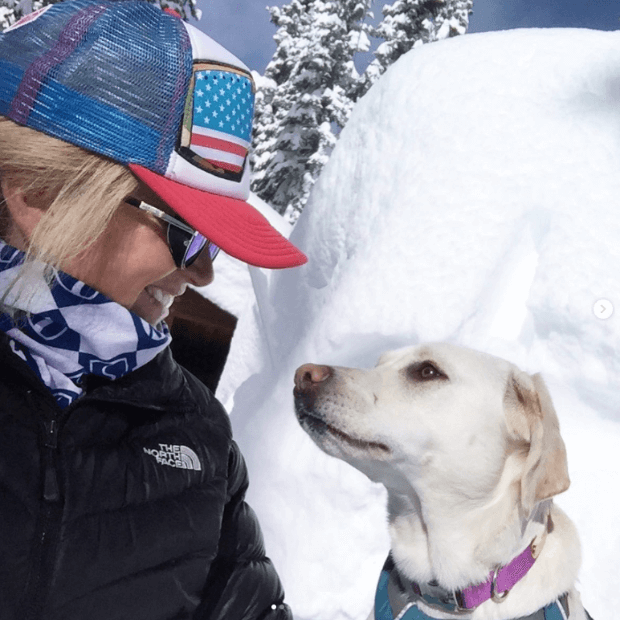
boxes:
[75,346,198,411]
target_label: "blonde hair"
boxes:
[0,116,139,306]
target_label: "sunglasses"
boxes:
[125,197,219,269]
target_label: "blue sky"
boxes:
[194,0,619,73]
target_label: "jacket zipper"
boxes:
[22,414,64,620]
[43,419,60,502]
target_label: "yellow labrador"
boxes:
[294,343,590,620]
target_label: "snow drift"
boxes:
[219,28,620,619]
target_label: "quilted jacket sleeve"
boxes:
[193,441,293,620]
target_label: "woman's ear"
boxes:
[0,177,45,250]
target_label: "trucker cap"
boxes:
[0,0,307,269]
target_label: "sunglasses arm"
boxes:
[125,198,196,236]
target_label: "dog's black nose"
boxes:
[294,364,333,395]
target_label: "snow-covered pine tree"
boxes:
[0,0,199,31]
[359,0,473,96]
[0,0,41,30]
[251,0,372,221]
[253,0,472,220]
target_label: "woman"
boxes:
[0,1,306,619]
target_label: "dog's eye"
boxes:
[406,361,447,382]
[420,364,439,378]
[420,364,442,379]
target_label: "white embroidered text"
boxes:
[143,444,202,471]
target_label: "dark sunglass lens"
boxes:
[168,225,218,268]
[184,234,208,267]
[167,225,194,268]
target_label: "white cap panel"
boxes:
[183,21,251,72]
[165,149,251,200]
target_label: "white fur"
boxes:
[295,343,587,620]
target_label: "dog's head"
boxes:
[293,343,569,519]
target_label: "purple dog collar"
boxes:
[459,542,536,608]
[402,541,537,613]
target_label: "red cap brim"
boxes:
[129,164,308,269]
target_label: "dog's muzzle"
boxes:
[293,364,391,455]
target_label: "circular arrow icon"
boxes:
[593,299,614,320]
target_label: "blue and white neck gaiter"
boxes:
[0,241,172,408]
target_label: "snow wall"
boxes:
[218,28,620,619]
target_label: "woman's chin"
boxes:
[130,289,170,326]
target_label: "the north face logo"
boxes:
[143,444,202,471]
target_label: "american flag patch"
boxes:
[180,65,255,175]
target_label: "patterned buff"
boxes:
[0,242,171,408]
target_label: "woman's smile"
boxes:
[138,283,187,323]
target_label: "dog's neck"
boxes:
[386,494,547,586]
[384,488,579,618]
[383,448,548,588]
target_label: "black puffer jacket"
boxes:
[0,333,291,620]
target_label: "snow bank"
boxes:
[219,28,620,619]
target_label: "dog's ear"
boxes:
[504,371,570,519]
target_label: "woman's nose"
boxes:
[182,246,214,287]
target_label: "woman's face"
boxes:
[71,187,215,325]
[4,181,214,325]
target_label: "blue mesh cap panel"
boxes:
[0,60,23,117]
[0,1,78,113]
[8,3,111,125]
[49,0,193,169]
[0,0,193,173]
[29,79,163,164]
[0,1,78,73]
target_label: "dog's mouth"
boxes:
[295,407,391,455]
